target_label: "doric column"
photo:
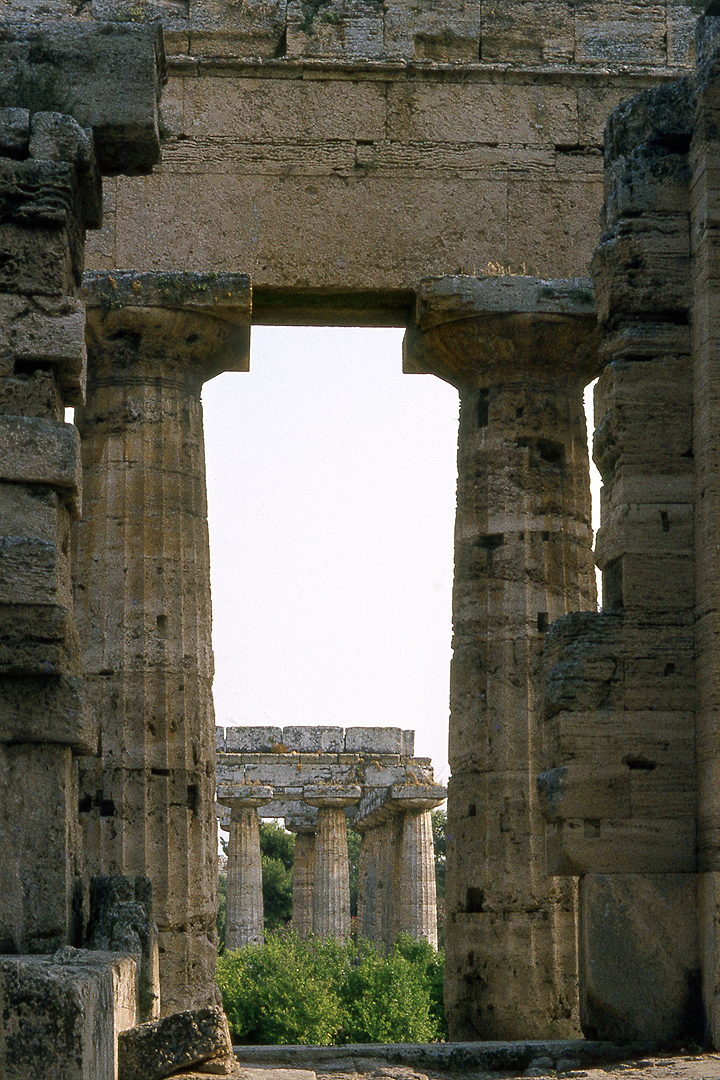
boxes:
[305,785,360,941]
[291,832,316,940]
[220,786,272,951]
[397,805,440,949]
[356,825,383,946]
[406,275,600,1038]
[74,271,251,1013]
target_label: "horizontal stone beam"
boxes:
[217,723,415,755]
[0,22,166,176]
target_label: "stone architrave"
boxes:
[406,276,601,1039]
[74,271,251,1014]
[217,785,273,950]
[304,785,361,941]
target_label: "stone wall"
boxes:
[13,0,693,319]
[535,11,720,1048]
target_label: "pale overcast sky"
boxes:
[203,326,459,784]
[202,325,600,789]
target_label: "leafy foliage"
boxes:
[217,930,448,1045]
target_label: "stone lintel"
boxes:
[304,784,361,807]
[404,275,601,389]
[0,22,166,176]
[354,782,446,829]
[216,783,273,810]
[83,271,252,380]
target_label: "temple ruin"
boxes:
[5,0,720,1074]
[215,725,444,949]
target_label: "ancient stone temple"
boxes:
[11,0,720,1068]
[215,725,444,949]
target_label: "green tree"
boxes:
[260,821,295,931]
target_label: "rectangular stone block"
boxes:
[545,816,696,875]
[0,371,63,420]
[0,223,74,296]
[0,950,137,1080]
[345,727,404,754]
[0,483,70,543]
[480,0,573,63]
[0,415,81,515]
[215,726,226,753]
[0,535,70,607]
[224,726,282,753]
[0,743,76,953]
[0,295,87,406]
[575,2,668,66]
[578,874,700,1044]
[0,22,164,175]
[282,726,343,753]
[0,673,94,751]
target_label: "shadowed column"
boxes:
[305,785,360,941]
[406,275,600,1038]
[74,271,251,1013]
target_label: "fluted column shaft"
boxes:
[313,806,351,940]
[406,276,601,1039]
[74,271,251,1013]
[226,807,265,950]
[292,832,316,940]
[398,809,438,948]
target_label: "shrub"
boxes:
[217,929,447,1045]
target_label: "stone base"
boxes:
[0,948,137,1080]
[578,874,702,1044]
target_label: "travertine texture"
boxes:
[74,271,251,1013]
[117,1005,233,1080]
[0,950,138,1080]
[86,876,160,1023]
[407,276,600,1039]
[0,43,163,962]
[536,19,720,1045]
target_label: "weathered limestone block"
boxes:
[305,786,361,941]
[75,270,251,1014]
[225,726,283,753]
[86,876,160,1023]
[117,1005,233,1080]
[408,275,599,1039]
[283,725,344,753]
[578,874,701,1043]
[0,416,81,514]
[0,22,165,175]
[0,744,81,954]
[218,786,273,950]
[0,949,138,1080]
[0,295,87,405]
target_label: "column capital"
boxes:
[404,275,601,389]
[82,271,252,381]
[217,783,273,811]
[304,784,361,808]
